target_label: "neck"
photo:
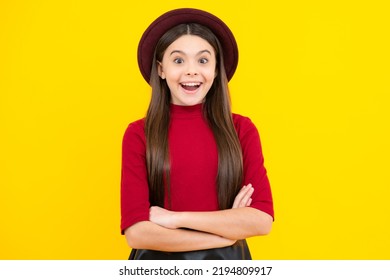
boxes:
[170,103,204,118]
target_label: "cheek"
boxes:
[164,67,182,80]
[205,62,217,80]
[205,68,217,81]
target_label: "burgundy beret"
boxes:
[137,8,238,83]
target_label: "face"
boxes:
[158,35,217,106]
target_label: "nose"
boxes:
[185,61,198,76]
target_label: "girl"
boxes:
[121,8,274,260]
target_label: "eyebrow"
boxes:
[169,49,212,56]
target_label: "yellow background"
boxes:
[1,0,389,259]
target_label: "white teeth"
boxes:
[181,83,200,86]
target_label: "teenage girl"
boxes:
[121,8,274,260]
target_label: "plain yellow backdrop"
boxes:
[1,0,389,259]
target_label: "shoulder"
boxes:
[123,118,146,143]
[232,113,266,161]
[232,113,259,138]
[126,118,145,131]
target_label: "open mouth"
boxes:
[180,82,201,91]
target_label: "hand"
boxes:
[232,184,254,209]
[223,238,238,247]
[149,206,178,229]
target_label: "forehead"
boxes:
[164,35,215,55]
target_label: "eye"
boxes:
[199,58,208,64]
[173,58,184,64]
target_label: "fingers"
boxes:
[149,206,178,229]
[232,184,254,208]
[241,184,254,207]
[149,206,166,225]
[246,198,252,207]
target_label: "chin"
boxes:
[173,96,206,106]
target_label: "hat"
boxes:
[137,8,238,83]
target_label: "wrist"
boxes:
[174,211,187,229]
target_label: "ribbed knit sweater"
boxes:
[121,104,274,233]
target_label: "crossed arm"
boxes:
[124,184,273,252]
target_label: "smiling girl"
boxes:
[121,8,274,260]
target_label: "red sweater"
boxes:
[121,104,274,233]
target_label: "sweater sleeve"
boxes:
[234,115,274,220]
[120,119,150,234]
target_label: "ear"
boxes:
[157,62,166,79]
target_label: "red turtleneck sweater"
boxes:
[121,104,274,233]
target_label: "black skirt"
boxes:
[128,239,251,260]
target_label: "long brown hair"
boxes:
[145,23,243,210]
